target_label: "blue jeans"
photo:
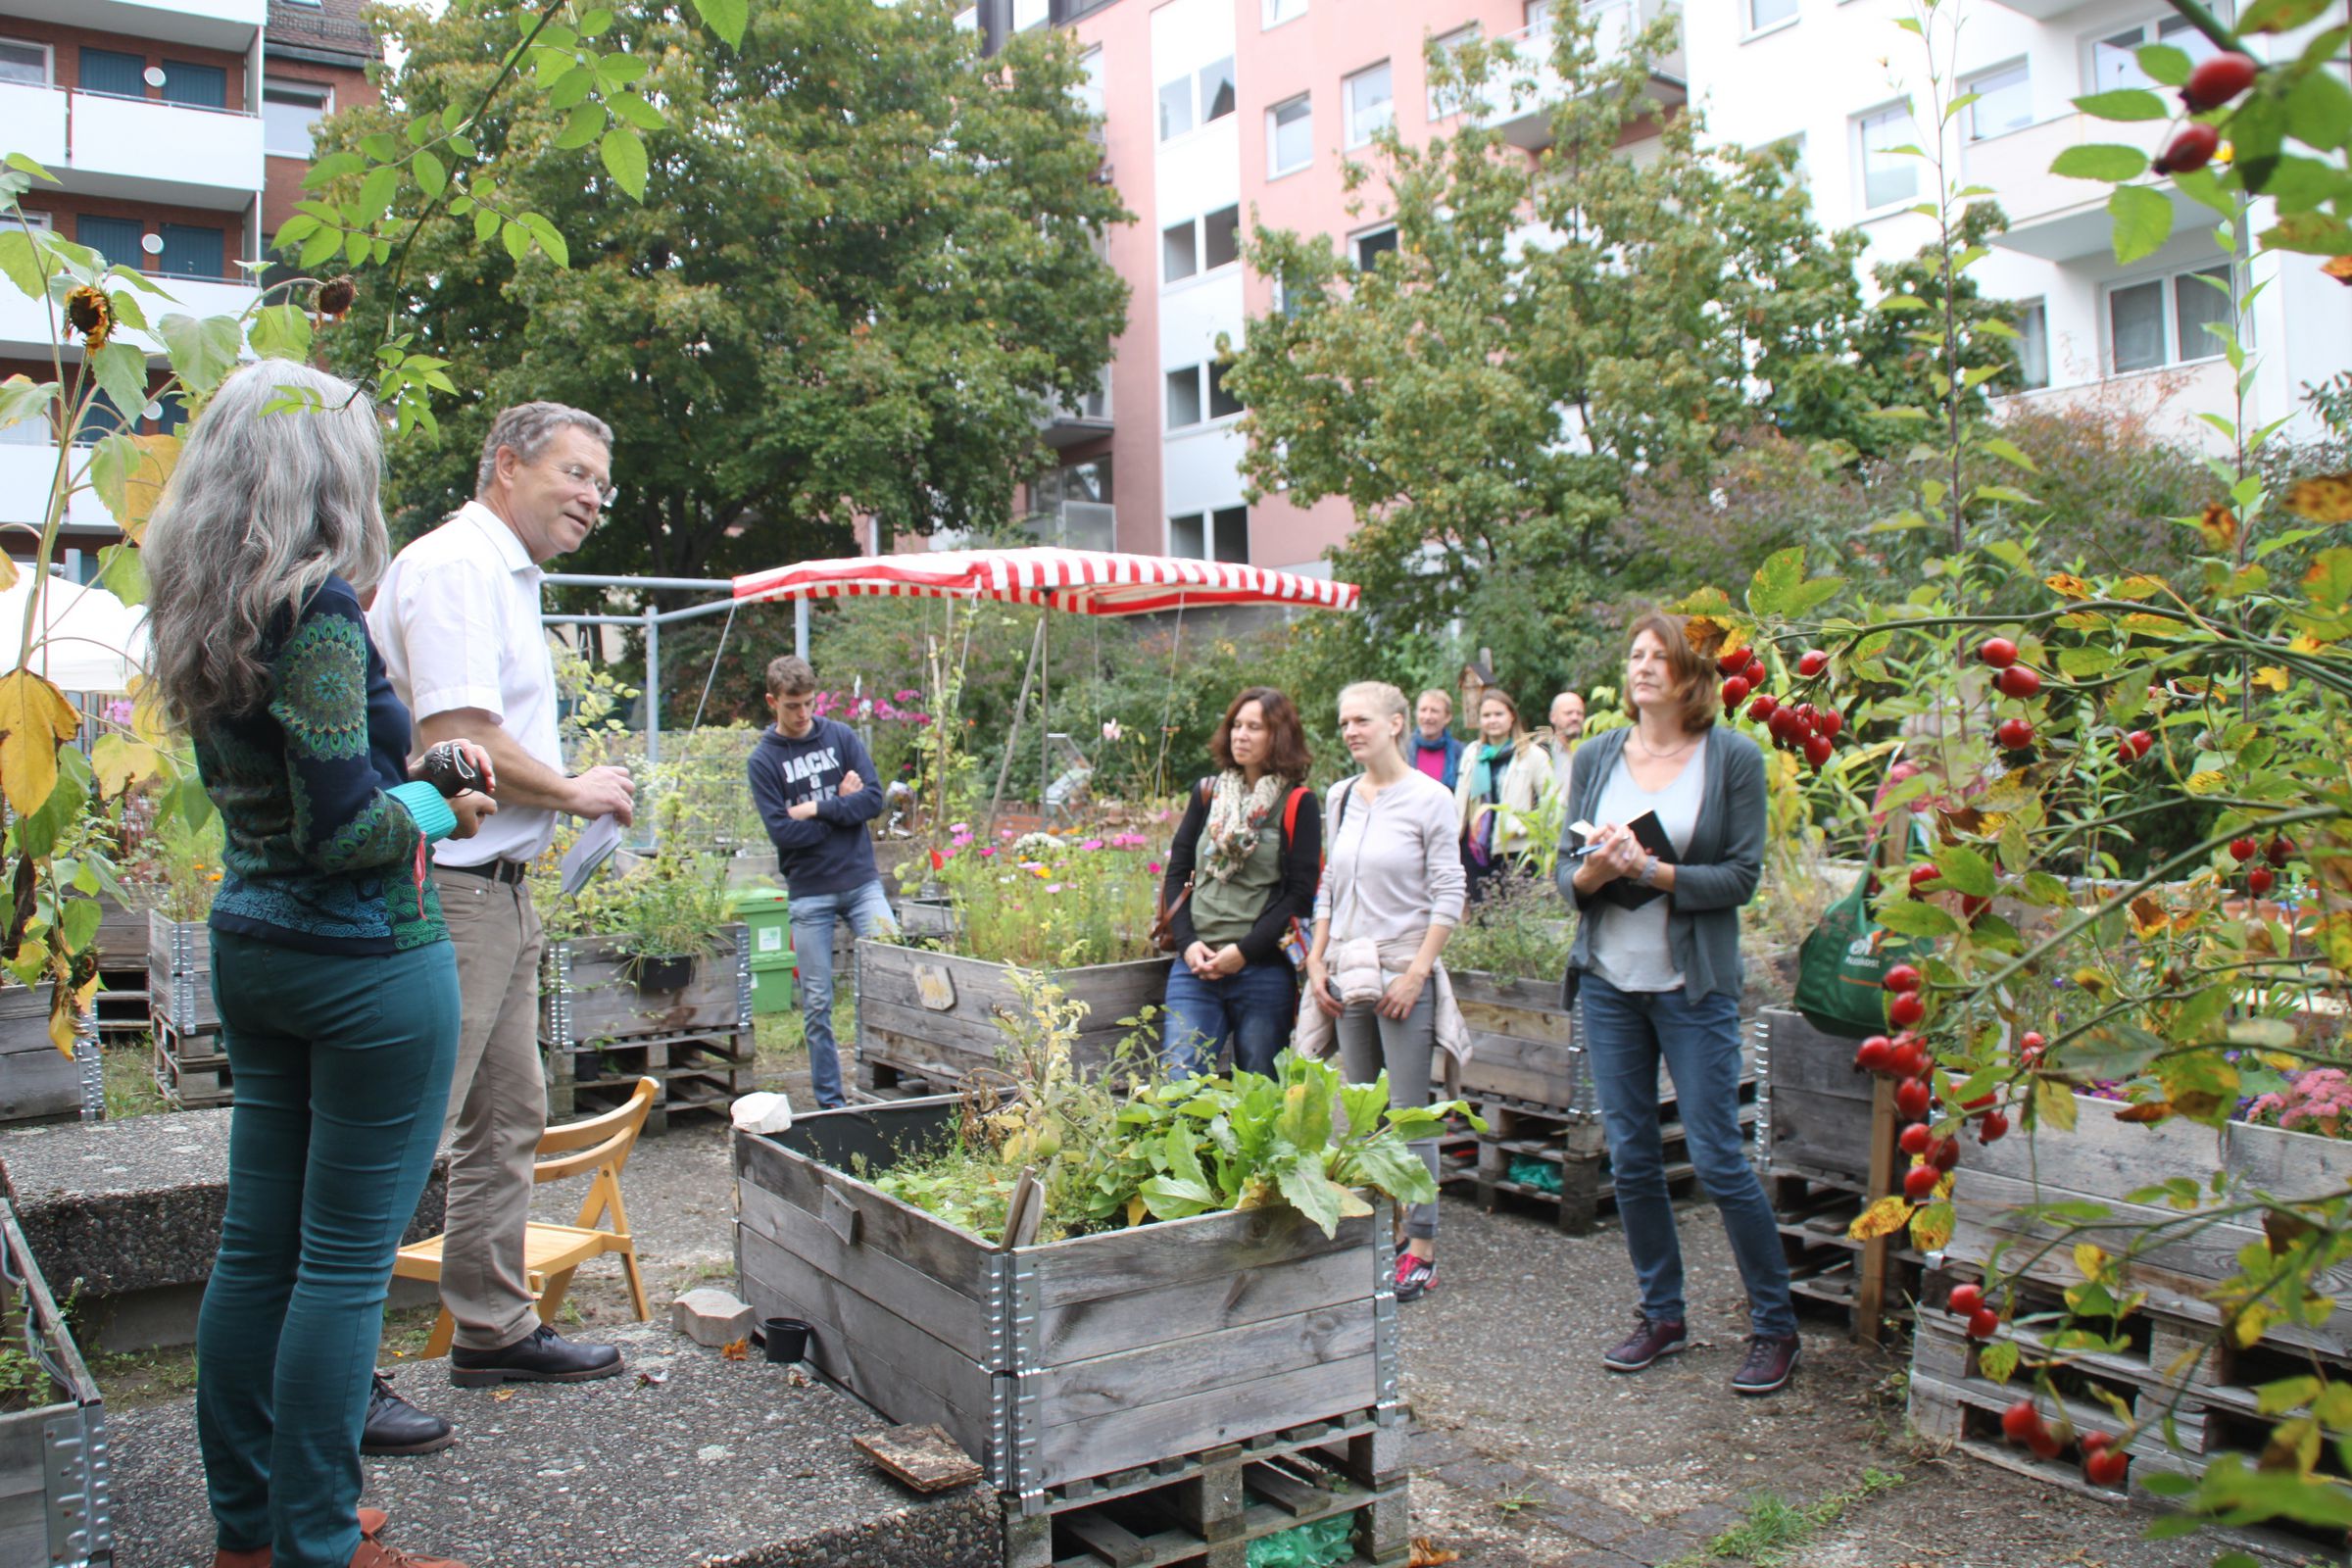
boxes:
[1578,972,1794,1338]
[791,878,897,1107]
[1161,957,1298,1077]
[198,933,461,1568]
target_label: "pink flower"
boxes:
[1147,860,1163,874]
[1102,718,1123,742]
[1081,838,1104,852]
[895,689,921,703]
[1046,883,1066,894]
[950,822,969,834]
[979,847,997,858]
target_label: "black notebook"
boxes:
[1588,810,1679,909]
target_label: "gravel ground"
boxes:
[97,1032,2316,1567]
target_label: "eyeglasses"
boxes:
[545,460,617,509]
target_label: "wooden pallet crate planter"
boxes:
[0,1201,112,1567]
[94,896,152,971]
[1471,1093,1758,1236]
[146,912,216,1035]
[0,985,100,1127]
[1757,1006,1874,1194]
[91,968,150,1041]
[546,1027,756,1133]
[153,1027,234,1111]
[856,942,1168,1093]
[1436,972,1581,1111]
[539,926,752,1051]
[1944,1089,2352,1363]
[734,1097,1403,1526]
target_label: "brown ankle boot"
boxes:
[358,1509,388,1539]
[213,1549,270,1568]
[350,1537,467,1568]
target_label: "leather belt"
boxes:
[439,858,529,886]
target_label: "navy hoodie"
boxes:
[747,716,885,898]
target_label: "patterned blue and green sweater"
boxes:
[197,576,457,956]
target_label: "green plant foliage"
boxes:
[317,0,1131,583]
[1443,878,1572,988]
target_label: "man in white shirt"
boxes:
[367,403,637,1444]
[1548,690,1586,795]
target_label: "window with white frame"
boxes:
[1011,0,1050,30]
[17,210,50,230]
[2015,300,2050,388]
[1746,0,1798,32]
[1265,0,1307,24]
[1354,223,1398,270]
[1427,25,1481,120]
[1162,205,1242,286]
[954,7,979,30]
[1075,48,1105,122]
[2107,264,2232,372]
[2090,14,2223,92]
[1165,362,1243,429]
[1856,104,1919,210]
[1159,56,1237,141]
[1345,62,1394,148]
[1965,62,2032,140]
[1268,93,1312,176]
[1169,506,1250,563]
[0,38,50,85]
[264,78,332,159]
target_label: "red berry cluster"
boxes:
[1979,638,2043,753]
[1729,647,1840,769]
[1852,963,2011,1211]
[2153,54,2259,174]
[2227,833,2295,897]
[1999,1399,2129,1487]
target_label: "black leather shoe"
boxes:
[449,1323,623,1388]
[362,1371,454,1455]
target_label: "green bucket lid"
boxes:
[726,885,791,914]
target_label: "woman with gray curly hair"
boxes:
[143,360,494,1568]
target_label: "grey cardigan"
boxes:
[1554,724,1766,1005]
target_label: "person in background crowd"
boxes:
[1409,688,1465,791]
[372,401,635,1424]
[1558,612,1797,1396]
[1307,682,1466,1303]
[146,361,496,1568]
[1456,688,1554,903]
[1159,688,1323,1077]
[1547,690,1586,795]
[748,655,894,1108]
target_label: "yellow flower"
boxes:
[65,284,114,350]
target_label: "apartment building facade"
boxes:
[0,0,373,568]
[967,0,2350,574]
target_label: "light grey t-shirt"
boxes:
[1588,746,1706,993]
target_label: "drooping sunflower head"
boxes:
[65,284,113,349]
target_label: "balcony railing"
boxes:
[1025,500,1116,553]
[1964,113,2195,262]
[1036,374,1113,449]
[1464,0,1686,151]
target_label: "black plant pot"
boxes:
[631,953,697,994]
[760,1316,811,1363]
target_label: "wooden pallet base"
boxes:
[93,965,151,1039]
[857,1053,939,1100]
[1002,1413,1407,1568]
[1464,1097,1758,1236]
[544,1028,754,1135]
[154,1026,231,1109]
[1770,1174,1924,1328]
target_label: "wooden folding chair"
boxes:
[394,1076,658,1360]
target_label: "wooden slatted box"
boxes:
[856,943,1168,1094]
[734,1097,1400,1515]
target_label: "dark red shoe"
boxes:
[1602,1314,1687,1373]
[1731,1333,1801,1396]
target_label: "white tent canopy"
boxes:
[0,573,148,693]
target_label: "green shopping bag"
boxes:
[1792,830,1928,1040]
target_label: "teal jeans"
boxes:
[196,931,460,1567]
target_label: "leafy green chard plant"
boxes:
[873,970,1482,1244]
[1715,0,2352,1544]
[1443,878,1572,989]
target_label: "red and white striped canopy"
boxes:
[731,547,1359,616]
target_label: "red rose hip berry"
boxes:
[1895,1078,1933,1120]
[1996,717,2034,750]
[1816,709,1843,740]
[1722,675,1750,706]
[1948,1283,1984,1316]
[1979,1108,2011,1144]
[1856,1036,1894,1072]
[1996,664,2041,699]
[2154,122,2222,175]
[2267,835,2294,867]
[1899,1122,1932,1155]
[2124,729,2154,760]
[1717,648,1751,676]
[2084,1447,2129,1488]
[1903,1163,1940,1201]
[1888,991,1927,1028]
[1804,732,1835,767]
[1883,962,1922,994]
[1908,863,1941,891]
[1968,1307,2001,1340]
[1797,648,1830,677]
[1747,693,1779,722]
[2182,51,2259,111]
[1743,657,1766,687]
[2248,865,2276,896]
[2001,1400,2042,1443]
[1978,637,2018,669]
[2229,836,2258,862]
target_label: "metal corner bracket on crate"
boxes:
[2,1202,114,1567]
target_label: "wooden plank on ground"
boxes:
[855,1424,985,1493]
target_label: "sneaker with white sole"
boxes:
[1394,1251,1436,1302]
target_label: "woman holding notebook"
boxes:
[1556,612,1797,1398]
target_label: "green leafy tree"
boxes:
[1224,12,1871,705]
[321,0,1129,581]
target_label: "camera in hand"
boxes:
[419,742,490,799]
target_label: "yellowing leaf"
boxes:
[2075,1242,2111,1283]
[115,432,179,541]
[1680,614,1732,660]
[2195,503,2239,551]
[2122,612,2180,632]
[0,669,81,815]
[2283,473,2352,523]
[2186,769,2229,796]
[2071,966,2116,995]
[2045,572,2092,600]
[0,555,15,592]
[1849,1195,1914,1240]
[2129,896,2170,938]
[1911,1200,1956,1251]
[2035,1076,2080,1132]
[720,1337,750,1361]
[2251,665,2289,692]
[125,674,172,748]
[46,981,77,1057]
[2113,573,2169,600]
[89,733,160,798]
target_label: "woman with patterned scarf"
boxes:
[1456,688,1555,904]
[1157,688,1323,1076]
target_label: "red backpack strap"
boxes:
[1281,784,1309,846]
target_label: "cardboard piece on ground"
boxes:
[855,1424,984,1493]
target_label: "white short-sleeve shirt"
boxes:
[368,501,564,867]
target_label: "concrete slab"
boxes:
[108,1319,999,1568]
[0,1110,446,1303]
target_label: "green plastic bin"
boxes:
[728,886,798,1014]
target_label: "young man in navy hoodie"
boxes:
[748,655,892,1107]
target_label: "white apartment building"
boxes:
[961,0,2349,574]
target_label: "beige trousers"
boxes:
[428,867,547,1352]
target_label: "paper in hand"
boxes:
[1600,810,1679,910]
[560,813,624,897]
